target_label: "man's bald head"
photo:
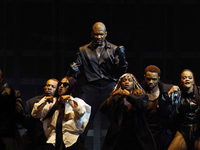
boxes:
[91,22,107,46]
[92,22,107,32]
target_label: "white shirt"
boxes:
[31,96,91,148]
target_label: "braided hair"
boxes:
[111,73,145,96]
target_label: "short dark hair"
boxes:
[55,76,80,98]
[180,69,194,81]
[42,76,80,122]
[144,65,161,76]
[48,78,59,83]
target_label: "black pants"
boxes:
[79,79,116,142]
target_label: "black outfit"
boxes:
[100,93,157,150]
[170,85,200,150]
[141,81,175,150]
[22,95,46,150]
[67,40,128,141]
[0,84,24,150]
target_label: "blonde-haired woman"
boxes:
[100,73,157,150]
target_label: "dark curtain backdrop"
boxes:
[1,0,200,149]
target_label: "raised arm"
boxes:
[31,96,55,119]
[61,95,86,119]
[115,46,128,75]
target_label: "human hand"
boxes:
[45,96,54,103]
[106,88,122,104]
[132,89,143,96]
[115,46,125,56]
[112,88,130,97]
[68,99,78,108]
[121,89,130,96]
[112,88,124,96]
[168,86,180,98]
[60,95,71,104]
[62,95,78,108]
[71,62,79,72]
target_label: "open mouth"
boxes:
[95,40,102,43]
[185,82,190,84]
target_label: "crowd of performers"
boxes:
[0,22,200,150]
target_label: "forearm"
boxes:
[106,95,114,105]
[69,97,86,118]
[31,97,47,118]
[66,53,82,76]
[126,94,148,111]
[116,46,128,68]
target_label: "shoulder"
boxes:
[74,97,91,107]
[27,95,43,105]
[3,87,11,94]
[79,43,91,51]
[74,97,85,103]
[161,82,174,92]
[106,41,118,50]
[2,88,19,96]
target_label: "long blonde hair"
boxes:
[111,73,145,96]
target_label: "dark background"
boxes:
[1,0,200,149]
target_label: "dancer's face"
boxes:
[144,71,160,90]
[121,75,134,92]
[58,78,69,96]
[180,70,194,92]
[91,23,107,46]
[44,79,58,96]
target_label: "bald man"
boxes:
[22,79,58,150]
[67,22,128,143]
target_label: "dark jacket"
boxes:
[23,95,44,137]
[0,84,24,150]
[22,95,46,150]
[141,80,174,118]
[141,80,174,150]
[67,40,128,83]
[100,94,157,150]
[0,84,24,137]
